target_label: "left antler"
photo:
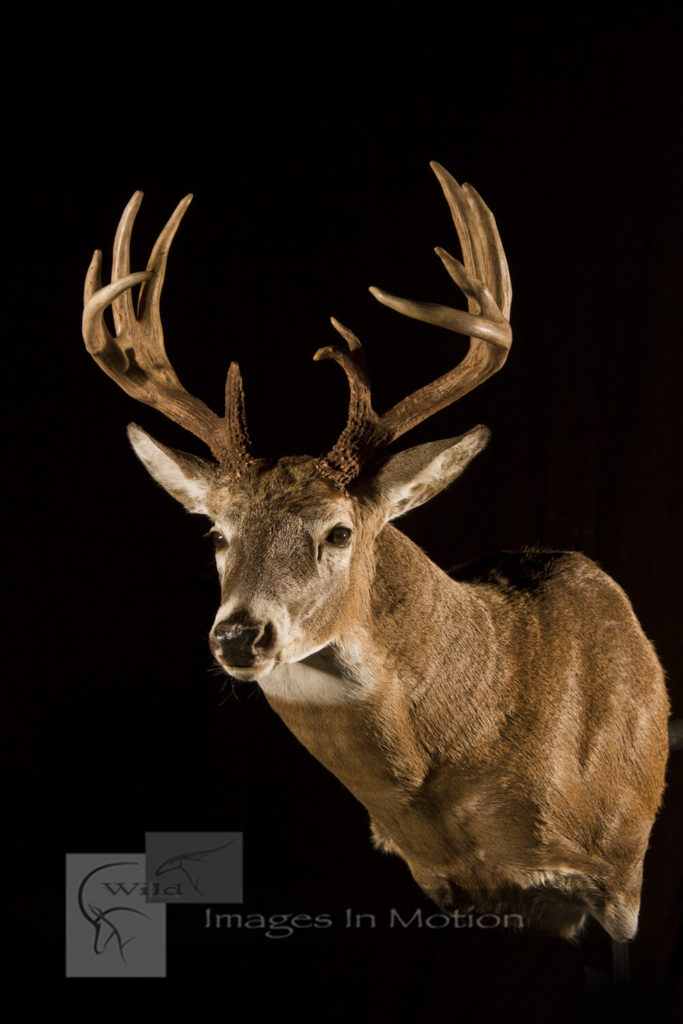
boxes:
[315,162,512,487]
[82,192,255,478]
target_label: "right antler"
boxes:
[315,162,512,488]
[82,192,255,478]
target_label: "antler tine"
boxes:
[314,319,391,484]
[111,191,144,336]
[225,361,254,471]
[136,194,193,325]
[317,164,512,487]
[458,180,512,319]
[82,194,255,475]
[82,254,153,374]
[314,318,373,420]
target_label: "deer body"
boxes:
[261,527,668,940]
[81,163,670,942]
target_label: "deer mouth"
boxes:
[216,656,278,683]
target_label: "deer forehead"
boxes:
[205,458,357,533]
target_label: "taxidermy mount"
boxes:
[81,162,670,941]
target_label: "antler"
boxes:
[315,162,512,487]
[82,192,255,477]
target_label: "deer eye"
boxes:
[206,529,228,550]
[327,526,352,548]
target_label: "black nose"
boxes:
[212,621,262,666]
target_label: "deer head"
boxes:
[82,163,512,682]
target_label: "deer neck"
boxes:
[261,525,498,811]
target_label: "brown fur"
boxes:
[196,459,669,942]
[84,175,669,943]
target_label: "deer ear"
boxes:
[127,423,218,514]
[364,424,490,521]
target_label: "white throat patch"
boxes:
[258,647,373,706]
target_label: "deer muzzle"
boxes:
[210,614,276,674]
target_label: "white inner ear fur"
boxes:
[127,423,213,514]
[378,425,490,521]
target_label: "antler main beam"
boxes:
[315,162,512,487]
[82,192,254,477]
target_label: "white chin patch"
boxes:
[257,652,370,706]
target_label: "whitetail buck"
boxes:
[82,163,670,942]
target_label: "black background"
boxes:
[9,7,682,1021]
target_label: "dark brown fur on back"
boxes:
[451,547,569,593]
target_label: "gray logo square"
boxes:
[144,832,243,903]
[66,854,166,977]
